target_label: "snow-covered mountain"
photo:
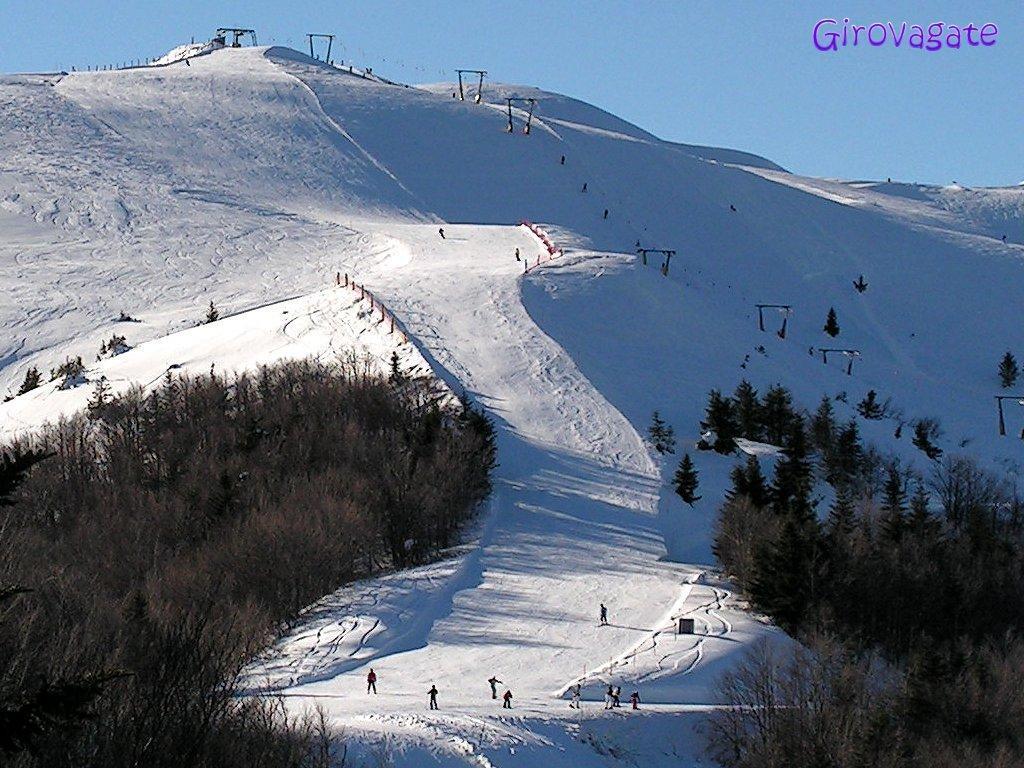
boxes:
[2,45,1023,765]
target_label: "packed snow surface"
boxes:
[3,45,1024,765]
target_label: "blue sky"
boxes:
[3,1,1021,186]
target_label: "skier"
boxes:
[730,204,737,212]
[502,689,513,709]
[612,686,621,708]
[488,676,503,699]
[560,154,565,165]
[438,227,446,239]
[515,247,520,262]
[629,690,640,710]
[603,209,609,220]
[604,684,614,709]
[428,684,439,710]
[366,668,377,694]
[581,182,588,193]
[599,603,608,625]
[570,684,581,709]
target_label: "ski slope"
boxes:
[3,44,1024,765]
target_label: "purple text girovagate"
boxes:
[814,19,998,51]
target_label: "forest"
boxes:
[699,381,1024,768]
[0,355,496,767]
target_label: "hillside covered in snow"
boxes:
[2,44,1024,765]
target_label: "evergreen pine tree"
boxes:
[749,458,770,509]
[702,392,737,454]
[648,411,676,454]
[999,351,1019,388]
[912,419,943,460]
[830,420,863,486]
[810,396,837,457]
[86,377,112,420]
[732,380,763,441]
[908,480,933,534]
[458,401,498,478]
[750,515,821,632]
[673,453,701,505]
[205,300,219,324]
[823,307,840,337]
[16,367,41,396]
[827,484,857,539]
[761,385,796,446]
[771,420,815,522]
[856,389,884,419]
[389,351,405,385]
[881,461,908,542]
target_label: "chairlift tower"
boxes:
[819,348,861,375]
[637,248,676,275]
[456,69,487,102]
[755,303,793,338]
[995,394,1024,436]
[216,28,258,47]
[505,97,537,134]
[307,33,335,62]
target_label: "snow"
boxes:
[149,38,225,67]
[733,438,783,458]
[2,43,1024,764]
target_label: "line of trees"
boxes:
[704,382,1024,768]
[0,355,496,767]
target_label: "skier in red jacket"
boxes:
[366,668,377,694]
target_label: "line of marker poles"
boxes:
[335,271,405,342]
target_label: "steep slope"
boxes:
[2,44,1024,765]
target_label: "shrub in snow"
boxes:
[205,300,219,324]
[50,357,86,390]
[98,334,131,360]
[17,366,42,396]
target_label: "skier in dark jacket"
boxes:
[502,689,513,709]
[366,668,377,694]
[600,603,608,625]
[428,684,439,710]
[612,686,621,708]
[438,227,446,239]
[488,676,503,699]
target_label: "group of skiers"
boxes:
[366,669,515,710]
[603,684,640,710]
[361,601,640,713]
